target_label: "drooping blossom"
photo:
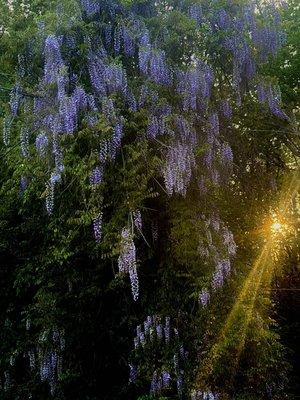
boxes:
[118,227,139,301]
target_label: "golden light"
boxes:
[195,170,300,390]
[271,221,283,233]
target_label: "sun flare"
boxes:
[271,221,283,233]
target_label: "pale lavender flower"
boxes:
[156,324,163,339]
[199,288,210,307]
[163,141,195,196]
[219,99,232,119]
[133,210,142,231]
[44,35,64,84]
[118,227,139,301]
[90,166,103,187]
[20,127,29,158]
[189,4,203,25]
[10,84,21,117]
[3,115,12,146]
[162,370,171,387]
[129,363,137,383]
[36,132,49,157]
[220,143,233,168]
[93,213,103,243]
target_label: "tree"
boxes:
[0,0,297,399]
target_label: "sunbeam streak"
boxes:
[197,169,300,389]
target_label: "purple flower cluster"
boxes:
[191,389,219,400]
[88,52,127,96]
[176,116,197,145]
[220,143,233,169]
[45,171,62,215]
[3,115,12,146]
[10,84,21,117]
[211,259,231,291]
[44,35,64,84]
[188,4,203,26]
[131,314,188,396]
[199,288,210,307]
[90,166,103,187]
[198,215,237,305]
[80,0,101,17]
[139,46,171,85]
[129,363,137,384]
[219,99,232,119]
[32,327,65,396]
[118,227,139,301]
[133,210,142,231]
[93,213,103,243]
[257,82,289,120]
[20,127,29,158]
[177,60,214,111]
[134,315,174,349]
[163,141,195,196]
[150,370,171,395]
[36,132,49,157]
[253,25,285,62]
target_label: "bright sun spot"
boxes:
[271,221,283,233]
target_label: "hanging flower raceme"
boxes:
[257,81,289,120]
[43,35,65,84]
[130,315,187,397]
[9,84,22,117]
[93,212,103,243]
[118,227,139,301]
[163,141,195,196]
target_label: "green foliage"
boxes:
[0,0,299,399]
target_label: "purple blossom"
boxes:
[162,370,171,387]
[36,132,49,157]
[72,86,88,111]
[118,227,139,301]
[125,90,137,112]
[199,288,210,307]
[110,121,124,159]
[156,324,163,339]
[3,115,12,146]
[189,4,203,25]
[59,96,77,133]
[122,26,135,56]
[139,30,151,47]
[222,226,237,256]
[57,71,67,101]
[149,49,171,85]
[211,266,224,291]
[114,25,122,54]
[20,176,28,192]
[146,115,159,139]
[138,85,149,108]
[10,84,21,117]
[138,46,151,75]
[90,166,103,186]
[129,364,137,384]
[44,35,64,84]
[80,0,100,16]
[93,213,103,243]
[219,99,232,119]
[220,143,233,168]
[20,127,29,158]
[133,210,142,231]
[163,141,195,196]
[104,24,112,48]
[150,371,160,395]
